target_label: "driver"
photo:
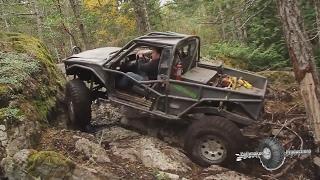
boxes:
[117,47,162,89]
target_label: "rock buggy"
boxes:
[63,32,267,166]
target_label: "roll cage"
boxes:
[104,32,201,78]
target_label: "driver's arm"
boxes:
[136,49,152,60]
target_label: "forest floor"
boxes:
[37,71,317,180]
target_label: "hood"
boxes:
[65,47,121,64]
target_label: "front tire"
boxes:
[184,116,244,167]
[65,79,91,131]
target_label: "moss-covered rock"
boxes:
[1,149,116,179]
[0,32,65,124]
[26,151,75,179]
[2,149,74,179]
[0,32,65,166]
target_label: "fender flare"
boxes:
[66,64,106,85]
[188,106,255,126]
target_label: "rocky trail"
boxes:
[33,72,317,180]
[38,100,252,179]
[0,66,317,180]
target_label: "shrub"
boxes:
[204,42,288,71]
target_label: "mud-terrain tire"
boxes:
[257,138,285,171]
[184,116,244,167]
[65,79,91,131]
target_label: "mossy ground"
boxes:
[258,71,296,85]
[0,32,65,125]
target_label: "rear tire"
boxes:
[65,79,91,131]
[184,116,244,167]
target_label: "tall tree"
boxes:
[278,0,320,144]
[132,0,151,33]
[56,0,78,48]
[218,3,226,41]
[69,0,89,50]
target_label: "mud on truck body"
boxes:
[63,32,267,166]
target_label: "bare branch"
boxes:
[2,13,37,16]
[240,0,272,29]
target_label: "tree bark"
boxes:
[277,0,320,144]
[69,0,89,50]
[314,0,320,45]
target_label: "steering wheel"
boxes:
[135,56,140,69]
[135,55,146,71]
[119,56,129,69]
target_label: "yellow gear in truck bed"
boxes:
[219,75,253,89]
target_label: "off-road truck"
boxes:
[63,32,267,166]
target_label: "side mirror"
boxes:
[72,46,82,54]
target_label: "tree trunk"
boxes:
[132,0,151,34]
[314,0,320,45]
[31,0,43,39]
[277,0,320,144]
[231,16,237,41]
[218,4,226,41]
[234,16,246,42]
[69,0,89,50]
[56,0,78,48]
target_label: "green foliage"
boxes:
[0,107,24,126]
[0,52,40,88]
[206,42,288,71]
[246,0,284,49]
[1,0,320,73]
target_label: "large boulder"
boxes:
[75,138,111,163]
[110,134,192,172]
[0,32,65,177]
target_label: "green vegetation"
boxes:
[205,43,287,71]
[0,52,40,89]
[1,0,319,70]
[0,107,24,126]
